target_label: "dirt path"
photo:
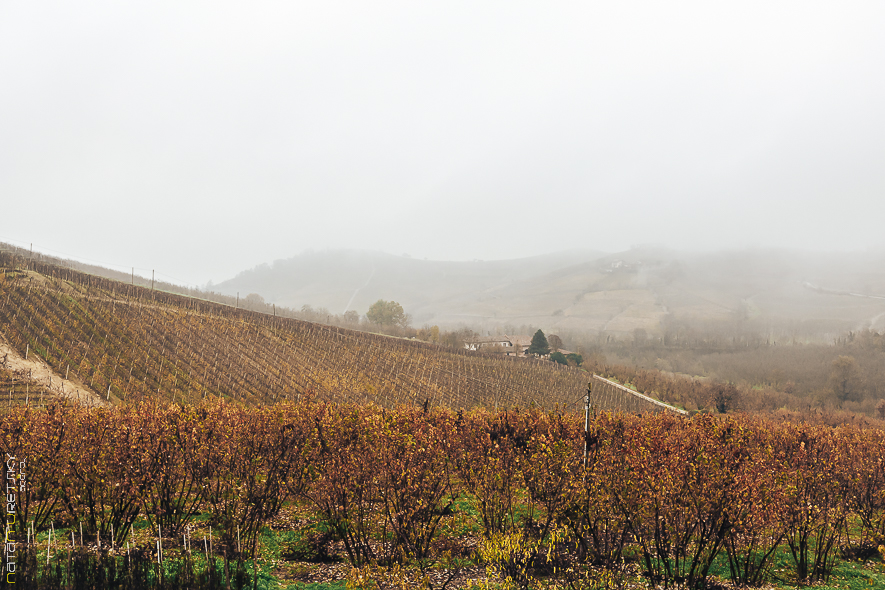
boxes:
[0,341,108,407]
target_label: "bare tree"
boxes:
[547,334,563,352]
[829,355,859,406]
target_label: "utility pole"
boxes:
[151,270,155,291]
[583,381,592,467]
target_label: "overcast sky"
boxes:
[2,1,884,286]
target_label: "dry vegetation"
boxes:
[575,326,885,418]
[0,253,588,412]
[4,403,885,588]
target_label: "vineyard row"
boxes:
[2,402,883,587]
[0,254,588,411]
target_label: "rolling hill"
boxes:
[213,247,885,342]
[0,252,591,411]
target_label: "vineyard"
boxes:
[5,252,882,589]
[0,364,53,407]
[2,402,885,589]
[0,252,593,412]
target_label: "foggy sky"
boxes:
[2,1,884,287]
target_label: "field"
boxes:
[3,402,885,589]
[0,253,589,412]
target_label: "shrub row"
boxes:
[2,402,884,588]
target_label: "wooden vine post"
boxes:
[583,381,592,467]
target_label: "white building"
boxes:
[464,334,533,357]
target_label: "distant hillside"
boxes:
[213,249,604,325]
[0,253,589,411]
[215,248,885,342]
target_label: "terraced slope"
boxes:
[0,255,588,410]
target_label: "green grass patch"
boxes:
[281,583,347,590]
[814,559,885,590]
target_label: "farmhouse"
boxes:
[464,334,533,357]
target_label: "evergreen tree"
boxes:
[527,329,550,357]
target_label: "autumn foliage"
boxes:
[3,401,884,588]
